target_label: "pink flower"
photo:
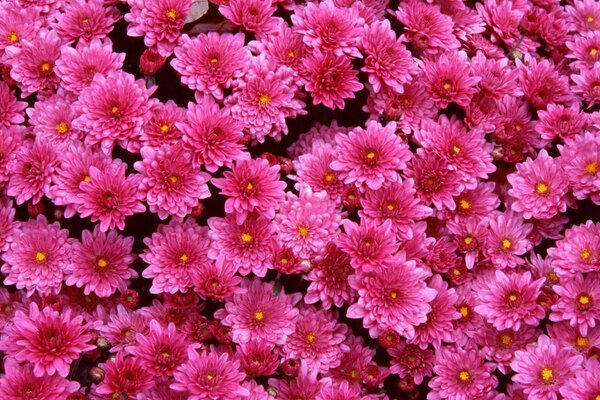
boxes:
[128,320,193,377]
[560,358,600,400]
[475,324,540,374]
[547,220,600,275]
[0,5,42,56]
[208,212,276,277]
[135,144,211,220]
[141,218,211,294]
[171,32,250,100]
[304,243,355,309]
[360,19,416,93]
[0,357,80,400]
[214,279,301,345]
[247,23,307,75]
[0,198,16,252]
[303,51,363,110]
[96,352,155,398]
[470,51,521,99]
[236,340,279,377]
[392,1,460,53]
[507,150,570,220]
[550,273,600,336]
[178,95,247,172]
[0,80,26,127]
[389,341,435,385]
[428,346,498,400]
[291,0,363,58]
[171,350,249,400]
[483,212,533,269]
[572,66,600,108]
[317,380,362,400]
[282,307,349,373]
[404,150,463,211]
[475,270,546,331]
[566,0,600,32]
[2,215,73,296]
[73,70,157,154]
[0,302,94,377]
[219,0,280,36]
[74,159,145,231]
[511,335,583,400]
[536,103,587,144]
[275,189,341,258]
[99,305,150,352]
[55,38,124,95]
[359,179,433,240]
[27,92,81,146]
[192,256,243,301]
[7,138,59,205]
[140,100,186,148]
[331,121,411,191]
[517,56,575,110]
[5,29,62,96]
[336,218,398,272]
[53,0,120,44]
[422,51,481,108]
[558,132,600,200]
[226,57,306,143]
[65,226,137,298]
[126,0,192,56]
[347,254,437,338]
[212,158,286,223]
[444,182,500,223]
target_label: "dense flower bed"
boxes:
[0,0,599,399]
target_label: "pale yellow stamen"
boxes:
[83,175,91,183]
[366,151,376,159]
[160,122,170,133]
[389,291,398,300]
[40,63,51,72]
[241,232,253,243]
[591,48,598,56]
[324,173,335,182]
[588,16,595,23]
[169,176,178,184]
[386,203,395,211]
[464,236,473,245]
[287,49,296,58]
[111,106,119,114]
[453,145,461,154]
[97,258,108,268]
[536,182,549,194]
[246,182,254,190]
[35,251,46,262]
[502,239,512,250]
[56,122,69,135]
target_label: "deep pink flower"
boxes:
[475,270,546,331]
[99,304,150,352]
[359,179,433,240]
[140,100,186,148]
[236,340,279,377]
[507,150,569,220]
[288,120,348,159]
[283,307,349,373]
[560,358,600,400]
[566,0,600,31]
[389,341,435,385]
[517,56,575,110]
[53,0,120,44]
[470,51,521,99]
[65,226,137,298]
[572,66,600,108]
[247,23,307,75]
[291,0,363,58]
[274,189,341,258]
[511,335,583,400]
[444,182,500,223]
[303,51,363,110]
[558,132,600,200]
[27,92,81,146]
[547,220,600,275]
[73,70,157,154]
[0,357,80,400]
[74,159,145,231]
[483,212,533,269]
[55,38,125,95]
[7,138,59,205]
[214,279,301,345]
[347,254,437,338]
[330,121,411,191]
[428,346,498,400]
[178,95,247,172]
[2,215,73,296]
[212,158,286,223]
[192,256,243,301]
[551,273,600,336]
[171,32,250,100]
[135,144,211,220]
[0,5,42,56]
[141,218,211,294]
[208,212,276,277]
[422,51,481,108]
[96,352,155,398]
[172,350,249,400]
[304,243,355,309]
[536,103,587,144]
[126,0,192,56]
[0,302,94,377]
[0,198,16,252]
[5,29,62,96]
[0,80,26,127]
[219,0,280,36]
[360,19,416,93]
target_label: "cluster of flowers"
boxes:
[1,0,600,399]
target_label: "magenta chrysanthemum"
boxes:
[219,0,280,36]
[547,220,600,275]
[0,80,26,127]
[551,273,600,335]
[53,0,120,44]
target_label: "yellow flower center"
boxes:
[453,145,461,154]
[464,236,474,245]
[254,311,264,321]
[386,203,395,211]
[297,226,309,238]
[160,122,170,133]
[83,175,91,183]
[324,173,335,182]
[459,306,469,318]
[111,106,119,114]
[246,182,254,190]
[40,62,51,72]
[55,122,69,135]
[581,248,591,260]
[452,268,461,276]
[97,258,108,268]
[502,239,512,250]
[306,331,317,344]
[7,31,18,43]
[210,57,219,64]
[459,199,471,209]
[576,336,590,348]
[169,175,178,184]
[591,48,599,56]
[206,374,214,380]
[166,8,177,18]
[579,295,590,305]
[458,370,470,381]
[443,81,452,90]
[509,293,518,302]
[180,253,188,263]
[258,94,271,106]
[588,16,595,22]
[161,351,171,358]
[35,251,46,262]
[389,291,398,300]
[241,232,253,243]
[366,151,376,159]
[536,182,549,194]
[287,49,296,58]
[501,334,513,345]
[586,162,598,174]
[541,367,554,382]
